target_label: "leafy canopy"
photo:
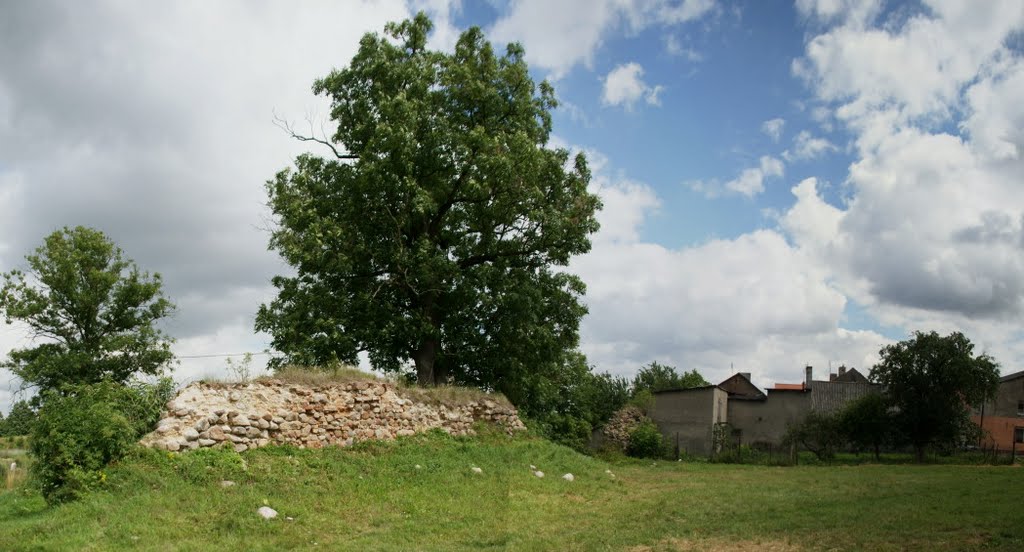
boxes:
[2,400,36,437]
[0,226,175,392]
[632,361,709,394]
[257,13,601,388]
[870,331,999,461]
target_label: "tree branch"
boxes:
[273,112,359,160]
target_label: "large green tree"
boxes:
[870,331,999,462]
[257,14,601,387]
[0,226,175,393]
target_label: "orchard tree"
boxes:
[257,14,601,388]
[838,393,892,461]
[0,226,175,393]
[870,331,999,462]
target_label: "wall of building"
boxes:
[728,391,810,446]
[141,380,525,452]
[972,415,1022,452]
[986,376,1023,417]
[972,374,1023,451]
[650,387,726,456]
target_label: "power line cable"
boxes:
[176,352,272,360]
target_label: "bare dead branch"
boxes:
[272,111,359,160]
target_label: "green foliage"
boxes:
[516,352,630,451]
[870,331,1000,462]
[837,393,892,460]
[632,362,708,394]
[256,13,601,388]
[625,420,665,459]
[29,380,171,504]
[785,411,845,462]
[627,388,655,413]
[0,226,175,393]
[2,401,36,437]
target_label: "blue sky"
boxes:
[2,0,1024,412]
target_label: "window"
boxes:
[1015,427,1024,444]
[1018,400,1024,416]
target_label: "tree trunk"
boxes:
[914,444,926,463]
[873,442,880,462]
[414,338,439,386]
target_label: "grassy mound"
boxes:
[1,429,1022,551]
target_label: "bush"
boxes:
[30,379,173,504]
[626,420,665,458]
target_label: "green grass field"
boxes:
[1,430,1021,551]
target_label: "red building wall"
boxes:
[972,415,1022,452]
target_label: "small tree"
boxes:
[870,331,999,462]
[838,393,892,461]
[0,226,175,393]
[785,411,844,462]
[514,352,631,451]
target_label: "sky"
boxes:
[2,0,1024,414]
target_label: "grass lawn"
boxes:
[1,430,1020,551]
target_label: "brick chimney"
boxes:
[805,365,812,389]
[839,365,847,377]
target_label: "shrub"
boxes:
[626,420,665,458]
[30,379,173,504]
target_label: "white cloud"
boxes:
[688,155,785,198]
[414,0,463,51]
[489,0,717,78]
[761,117,786,142]
[0,0,419,412]
[783,130,838,161]
[664,34,703,61]
[794,0,882,26]
[788,0,1024,322]
[572,152,886,389]
[780,1,1024,377]
[793,0,1024,124]
[601,62,664,109]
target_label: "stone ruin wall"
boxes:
[141,380,526,453]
